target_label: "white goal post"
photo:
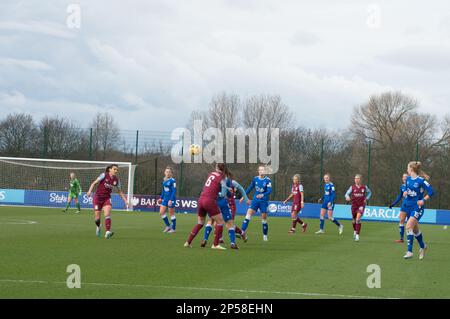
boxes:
[0,157,136,211]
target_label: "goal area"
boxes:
[0,157,135,211]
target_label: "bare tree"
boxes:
[90,113,120,160]
[0,113,38,156]
[205,92,241,130]
[38,116,87,158]
[243,94,293,130]
[351,91,418,144]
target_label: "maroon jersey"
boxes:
[199,171,224,201]
[227,182,236,212]
[349,184,367,208]
[291,183,303,205]
[94,172,120,200]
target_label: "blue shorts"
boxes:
[404,203,424,221]
[250,200,268,213]
[321,200,335,211]
[400,202,408,215]
[218,198,232,222]
[161,198,175,208]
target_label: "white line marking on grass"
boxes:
[0,219,38,225]
[0,279,398,299]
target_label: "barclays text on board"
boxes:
[0,189,448,224]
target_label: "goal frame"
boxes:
[0,157,135,211]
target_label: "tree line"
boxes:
[0,91,449,209]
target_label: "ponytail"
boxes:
[408,161,430,180]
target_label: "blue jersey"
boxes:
[246,176,272,202]
[404,176,433,206]
[390,183,407,207]
[161,178,176,201]
[322,182,336,203]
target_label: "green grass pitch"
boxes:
[0,206,449,299]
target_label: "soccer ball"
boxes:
[188,144,201,156]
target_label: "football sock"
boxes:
[235,226,242,235]
[76,202,81,211]
[262,220,268,236]
[65,202,70,211]
[320,218,325,230]
[242,214,252,232]
[414,231,425,249]
[296,218,304,226]
[95,219,101,227]
[355,220,361,234]
[214,224,224,246]
[407,230,414,252]
[105,216,111,231]
[204,224,213,241]
[399,224,405,240]
[161,214,170,227]
[228,227,236,245]
[292,219,297,229]
[187,223,203,244]
[332,218,341,227]
[171,215,176,230]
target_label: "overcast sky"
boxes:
[0,0,449,132]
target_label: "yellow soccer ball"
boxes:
[189,144,201,156]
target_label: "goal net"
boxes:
[0,157,135,211]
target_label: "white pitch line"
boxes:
[0,279,397,299]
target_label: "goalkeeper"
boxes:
[63,172,82,213]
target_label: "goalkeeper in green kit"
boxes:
[63,172,82,213]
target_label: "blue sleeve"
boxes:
[390,186,403,207]
[170,180,176,201]
[263,179,272,196]
[422,180,434,198]
[365,186,372,200]
[219,180,229,198]
[330,185,336,203]
[344,186,352,199]
[232,180,249,202]
[245,178,255,195]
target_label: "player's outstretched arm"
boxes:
[283,193,293,203]
[87,178,100,197]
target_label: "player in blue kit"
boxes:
[158,166,177,233]
[403,161,434,260]
[240,165,272,242]
[201,175,249,249]
[389,173,408,243]
[315,174,343,235]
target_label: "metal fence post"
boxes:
[180,145,184,196]
[135,130,139,164]
[416,142,419,161]
[154,157,158,195]
[89,128,93,160]
[319,138,324,198]
[368,141,372,188]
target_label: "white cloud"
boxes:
[0,0,449,132]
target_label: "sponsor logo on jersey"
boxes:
[268,203,277,213]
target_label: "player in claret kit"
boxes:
[389,173,409,243]
[240,165,272,242]
[87,164,129,239]
[201,174,249,249]
[184,163,229,250]
[283,174,307,233]
[403,161,434,260]
[62,172,82,213]
[344,174,372,242]
[315,174,343,235]
[158,166,177,233]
